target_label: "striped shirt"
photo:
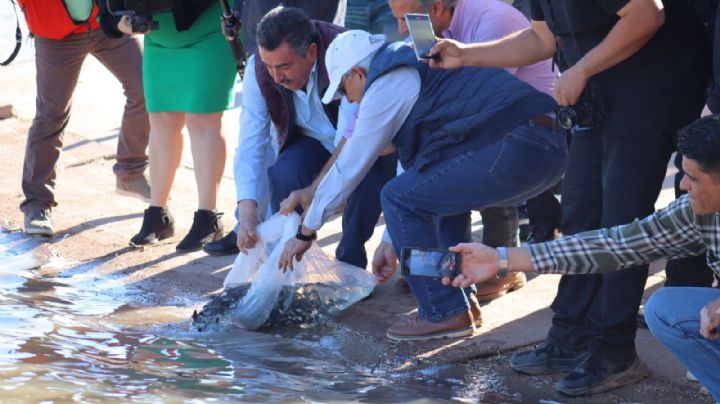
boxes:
[528,195,720,278]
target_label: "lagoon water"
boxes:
[0,231,509,403]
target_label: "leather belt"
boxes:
[530,114,559,130]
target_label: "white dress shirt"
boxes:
[303,66,421,230]
[233,56,354,211]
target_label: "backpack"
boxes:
[16,0,100,40]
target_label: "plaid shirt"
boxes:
[528,195,720,278]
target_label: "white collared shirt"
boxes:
[303,66,421,230]
[233,56,355,208]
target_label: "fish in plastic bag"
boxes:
[192,213,375,331]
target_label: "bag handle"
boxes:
[1,0,22,66]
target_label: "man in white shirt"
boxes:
[279,30,567,340]
[205,7,394,271]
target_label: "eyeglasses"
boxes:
[338,72,351,97]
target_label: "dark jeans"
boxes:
[267,135,394,269]
[382,123,567,321]
[436,206,519,249]
[525,182,562,238]
[548,93,705,358]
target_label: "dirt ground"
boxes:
[0,51,714,403]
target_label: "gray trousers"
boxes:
[21,30,149,212]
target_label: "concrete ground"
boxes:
[0,40,713,403]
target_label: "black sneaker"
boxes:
[202,230,239,256]
[510,341,588,375]
[556,352,649,397]
[176,210,223,252]
[130,206,174,246]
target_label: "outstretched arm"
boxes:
[442,244,534,288]
[428,20,556,70]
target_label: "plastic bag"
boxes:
[195,213,375,331]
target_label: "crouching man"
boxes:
[278,30,567,341]
[442,115,720,398]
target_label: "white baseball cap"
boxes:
[322,30,386,104]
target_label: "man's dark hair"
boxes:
[678,115,720,177]
[257,6,317,56]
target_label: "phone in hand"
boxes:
[400,247,461,279]
[404,13,440,61]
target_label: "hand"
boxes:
[372,241,398,284]
[279,237,312,273]
[700,298,720,339]
[554,65,589,106]
[428,38,465,69]
[279,187,314,216]
[441,243,499,288]
[118,16,133,35]
[236,201,260,254]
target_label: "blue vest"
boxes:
[365,43,558,171]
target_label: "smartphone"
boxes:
[400,247,461,279]
[404,13,440,61]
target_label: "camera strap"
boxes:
[1,0,22,66]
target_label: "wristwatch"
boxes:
[295,224,317,242]
[496,247,508,279]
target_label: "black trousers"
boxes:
[547,81,707,359]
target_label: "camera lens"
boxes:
[556,107,577,130]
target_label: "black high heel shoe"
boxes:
[130,206,175,246]
[176,210,224,252]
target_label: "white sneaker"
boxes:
[24,208,53,236]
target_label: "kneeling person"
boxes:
[279,30,568,341]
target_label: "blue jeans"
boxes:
[382,123,568,321]
[345,0,402,41]
[644,287,720,401]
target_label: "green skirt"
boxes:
[143,3,237,113]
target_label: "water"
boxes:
[0,231,513,403]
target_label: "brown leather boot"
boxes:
[468,293,482,328]
[387,310,475,341]
[475,272,526,303]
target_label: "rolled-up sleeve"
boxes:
[302,67,421,230]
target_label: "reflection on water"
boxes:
[0,232,508,402]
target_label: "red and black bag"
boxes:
[16,0,100,40]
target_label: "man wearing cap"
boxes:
[219,7,394,271]
[386,0,559,303]
[279,30,567,340]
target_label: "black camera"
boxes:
[106,0,173,33]
[555,91,609,130]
